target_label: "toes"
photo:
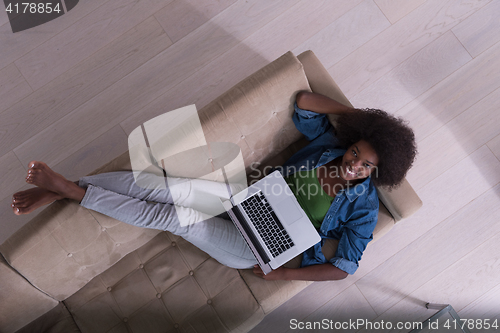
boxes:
[13,207,29,215]
[26,169,40,183]
[26,174,34,183]
[12,206,22,215]
[28,161,46,170]
[13,200,28,208]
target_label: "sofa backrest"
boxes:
[198,51,312,184]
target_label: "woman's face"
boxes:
[341,140,379,181]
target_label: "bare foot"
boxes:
[12,187,63,215]
[25,161,85,201]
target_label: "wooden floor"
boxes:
[1,0,500,331]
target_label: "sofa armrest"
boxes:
[297,50,422,222]
[376,179,423,222]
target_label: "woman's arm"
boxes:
[253,263,348,281]
[296,91,353,115]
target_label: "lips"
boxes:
[344,163,357,178]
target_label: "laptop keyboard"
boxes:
[240,192,294,258]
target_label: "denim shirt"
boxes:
[279,104,379,275]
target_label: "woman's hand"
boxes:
[252,265,288,280]
[252,263,348,281]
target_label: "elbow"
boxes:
[331,266,349,281]
[295,91,312,109]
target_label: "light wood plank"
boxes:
[292,0,390,70]
[249,277,357,333]
[11,0,306,167]
[410,229,500,314]
[0,187,43,245]
[406,85,500,190]
[356,292,445,333]
[0,0,105,71]
[0,126,128,243]
[0,16,171,158]
[356,179,500,315]
[121,0,363,134]
[14,0,173,90]
[0,2,9,27]
[51,125,128,181]
[396,39,500,143]
[0,151,27,202]
[374,0,428,24]
[459,283,500,323]
[362,223,500,333]
[154,0,237,43]
[487,134,500,162]
[351,31,471,111]
[328,0,492,99]
[0,63,33,114]
[285,285,377,333]
[452,0,500,57]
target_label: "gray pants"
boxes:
[79,171,257,269]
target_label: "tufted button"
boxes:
[174,323,179,329]
[139,264,144,269]
[189,270,194,276]
[207,299,212,305]
[123,318,128,323]
[273,111,277,115]
[208,158,213,162]
[116,243,121,247]
[171,242,176,247]
[67,253,73,257]
[241,135,245,139]
[156,293,162,299]
[101,227,106,232]
[107,287,112,292]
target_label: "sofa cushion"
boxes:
[0,255,58,333]
[15,303,81,333]
[64,232,264,333]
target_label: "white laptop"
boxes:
[220,170,321,274]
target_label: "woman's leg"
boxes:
[80,184,257,269]
[21,161,256,269]
[79,171,245,217]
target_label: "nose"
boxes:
[351,159,362,167]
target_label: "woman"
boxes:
[11,92,416,281]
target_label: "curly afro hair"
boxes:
[335,109,417,190]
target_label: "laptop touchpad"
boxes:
[274,198,302,225]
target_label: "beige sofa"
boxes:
[0,51,422,333]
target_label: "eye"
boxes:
[365,164,371,168]
[352,150,357,157]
